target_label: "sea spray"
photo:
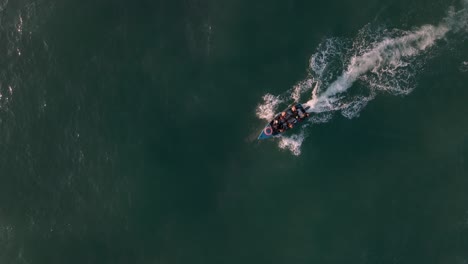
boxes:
[278,131,306,156]
[256,94,283,121]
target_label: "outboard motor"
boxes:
[297,109,305,118]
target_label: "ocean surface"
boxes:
[1,0,468,263]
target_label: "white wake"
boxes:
[256,1,468,155]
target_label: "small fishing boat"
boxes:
[257,103,310,140]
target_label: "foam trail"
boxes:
[306,24,449,111]
[306,2,468,112]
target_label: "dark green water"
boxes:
[1,0,468,263]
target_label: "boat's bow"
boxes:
[257,124,275,140]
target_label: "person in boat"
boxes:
[278,125,285,133]
[293,104,307,120]
[272,119,280,131]
[279,111,287,120]
[297,108,305,119]
[296,107,310,120]
[287,116,296,124]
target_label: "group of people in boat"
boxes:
[271,104,309,133]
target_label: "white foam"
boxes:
[309,38,343,78]
[278,131,306,156]
[16,14,23,34]
[306,23,450,111]
[256,93,282,121]
[461,61,468,72]
[291,78,315,102]
[306,3,468,119]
